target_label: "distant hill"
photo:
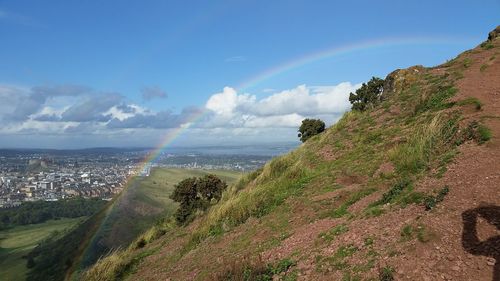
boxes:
[83,26,500,281]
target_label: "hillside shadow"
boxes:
[462,205,500,281]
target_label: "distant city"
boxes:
[0,144,298,208]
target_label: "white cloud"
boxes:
[249,82,359,116]
[104,104,148,121]
[203,82,359,129]
[244,113,304,128]
[205,87,255,117]
[37,106,67,116]
[204,87,256,128]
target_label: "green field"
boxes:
[90,168,243,257]
[0,217,85,281]
[118,168,242,236]
[137,168,243,209]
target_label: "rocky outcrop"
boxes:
[488,25,500,41]
[381,65,425,100]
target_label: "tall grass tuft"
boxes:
[390,114,458,175]
[82,249,132,281]
[82,219,174,280]
[188,153,311,248]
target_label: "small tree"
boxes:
[349,77,384,111]
[298,118,325,143]
[170,177,198,206]
[170,174,227,224]
[170,177,198,223]
[197,174,226,203]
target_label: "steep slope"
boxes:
[84,27,500,281]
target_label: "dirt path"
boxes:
[393,41,500,281]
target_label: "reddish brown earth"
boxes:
[394,39,500,281]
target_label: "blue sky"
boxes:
[0,0,498,148]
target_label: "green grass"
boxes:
[390,114,459,175]
[379,266,395,281]
[400,224,433,243]
[477,124,492,143]
[322,188,377,218]
[318,224,349,243]
[400,224,414,241]
[213,257,297,281]
[460,121,492,145]
[139,168,242,208]
[462,58,472,68]
[414,86,457,114]
[364,237,374,246]
[435,150,457,178]
[424,186,449,210]
[364,206,385,217]
[189,159,311,246]
[323,244,359,270]
[0,217,85,281]
[480,42,494,50]
[375,179,412,206]
[456,97,482,110]
[480,64,488,72]
[368,178,424,209]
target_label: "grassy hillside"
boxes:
[95,168,243,254]
[84,28,500,281]
[0,217,85,281]
[24,168,241,281]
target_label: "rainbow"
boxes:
[135,108,208,171]
[67,107,208,278]
[69,35,474,277]
[237,36,474,92]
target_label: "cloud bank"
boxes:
[203,82,358,128]
[0,82,359,147]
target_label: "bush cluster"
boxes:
[349,77,385,111]
[170,174,227,224]
[297,118,325,142]
[0,198,106,230]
